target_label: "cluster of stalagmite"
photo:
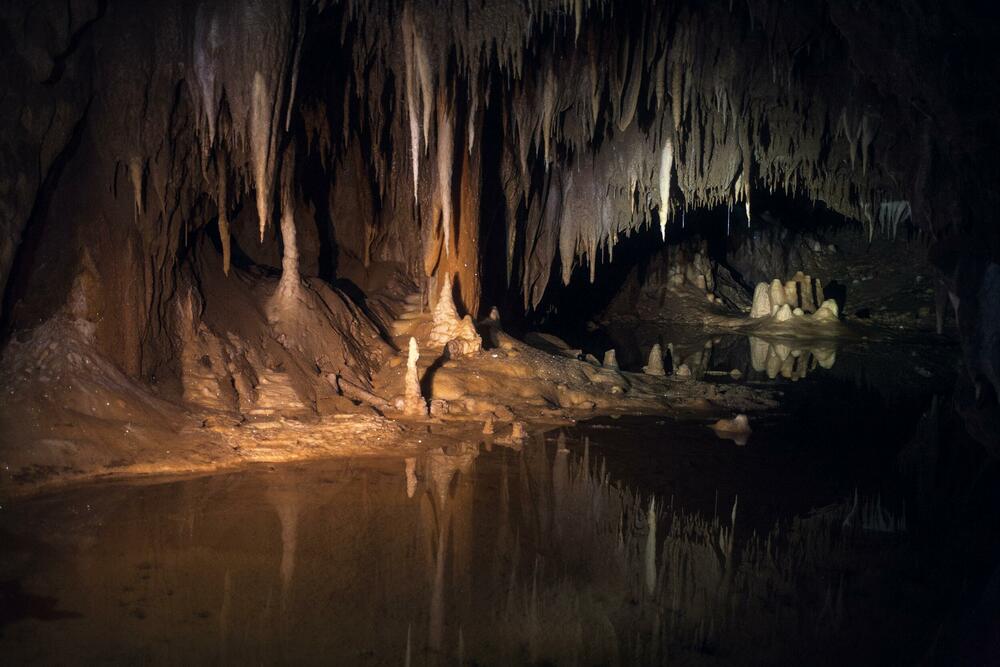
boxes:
[749,271,839,323]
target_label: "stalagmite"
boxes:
[783,280,799,307]
[812,299,840,322]
[750,283,772,318]
[511,421,527,440]
[602,349,619,370]
[403,337,427,416]
[428,273,482,355]
[769,279,785,315]
[643,344,666,376]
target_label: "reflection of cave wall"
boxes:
[1,0,998,413]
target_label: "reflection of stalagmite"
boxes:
[748,336,838,378]
[813,345,837,368]
[552,432,570,540]
[403,337,428,416]
[405,457,418,498]
[643,344,666,376]
[267,483,300,612]
[749,336,769,371]
[645,498,657,595]
[712,414,751,445]
[422,445,478,654]
[219,569,231,660]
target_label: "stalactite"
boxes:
[217,151,231,276]
[275,144,301,305]
[436,90,454,257]
[402,2,421,204]
[542,64,557,168]
[414,17,434,153]
[128,157,145,221]
[658,137,674,240]
[157,0,924,318]
[251,71,276,242]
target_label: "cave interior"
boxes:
[1,0,999,663]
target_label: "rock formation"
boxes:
[428,274,482,356]
[643,344,666,376]
[749,271,839,326]
[402,337,428,416]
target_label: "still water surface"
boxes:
[0,336,978,665]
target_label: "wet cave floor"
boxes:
[0,333,993,665]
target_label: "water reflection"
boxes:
[665,334,836,381]
[0,432,923,665]
[747,335,836,380]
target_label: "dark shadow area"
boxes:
[0,102,89,343]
